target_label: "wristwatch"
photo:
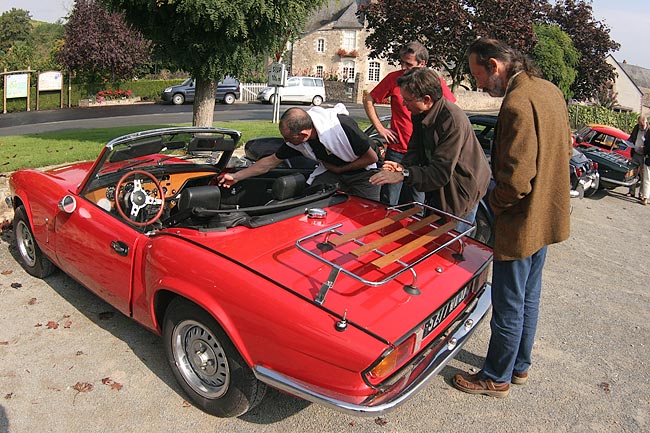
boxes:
[402,168,410,178]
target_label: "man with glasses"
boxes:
[363,41,456,205]
[218,104,380,200]
[369,67,490,231]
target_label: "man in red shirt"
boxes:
[363,41,456,205]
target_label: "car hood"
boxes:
[166,199,492,343]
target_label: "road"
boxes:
[0,101,391,136]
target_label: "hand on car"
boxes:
[217,173,237,187]
[378,125,399,144]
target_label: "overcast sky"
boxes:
[2,0,649,67]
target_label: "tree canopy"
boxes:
[57,0,151,82]
[362,0,547,91]
[361,0,618,101]
[547,0,619,101]
[0,8,32,53]
[101,0,326,126]
[531,23,580,100]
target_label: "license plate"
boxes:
[422,285,470,339]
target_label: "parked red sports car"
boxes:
[573,124,633,160]
[6,127,492,418]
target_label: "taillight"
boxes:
[593,162,598,170]
[576,168,583,177]
[366,334,416,384]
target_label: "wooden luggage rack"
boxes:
[295,203,474,304]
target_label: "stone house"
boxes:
[606,55,649,116]
[287,0,400,104]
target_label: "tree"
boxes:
[548,0,619,101]
[57,0,151,83]
[531,23,580,100]
[0,8,32,53]
[361,0,547,91]
[101,0,326,126]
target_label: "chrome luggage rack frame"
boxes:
[295,203,475,304]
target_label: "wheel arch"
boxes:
[152,285,253,366]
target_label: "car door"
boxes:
[280,77,302,103]
[54,197,142,315]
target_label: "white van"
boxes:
[257,76,326,106]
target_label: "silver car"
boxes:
[257,76,326,106]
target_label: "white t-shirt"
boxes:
[634,127,646,153]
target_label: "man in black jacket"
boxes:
[628,115,649,202]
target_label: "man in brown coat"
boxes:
[453,38,572,398]
[369,67,491,232]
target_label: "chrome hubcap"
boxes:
[16,220,36,267]
[172,320,229,399]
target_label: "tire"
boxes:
[163,298,266,417]
[13,206,56,278]
[269,94,276,105]
[223,93,236,105]
[172,93,185,105]
[312,95,323,106]
[473,206,494,247]
[584,186,598,197]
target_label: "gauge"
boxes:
[106,186,116,201]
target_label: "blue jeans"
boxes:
[380,148,425,205]
[456,204,478,234]
[481,246,548,383]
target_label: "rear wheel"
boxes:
[13,206,55,278]
[312,95,323,106]
[172,93,185,105]
[163,298,266,417]
[223,93,236,105]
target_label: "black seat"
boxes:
[271,173,306,201]
[177,185,221,212]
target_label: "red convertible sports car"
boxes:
[6,127,492,417]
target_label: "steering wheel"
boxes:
[114,170,165,227]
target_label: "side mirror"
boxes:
[58,195,77,214]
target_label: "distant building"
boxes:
[606,55,649,116]
[287,0,400,103]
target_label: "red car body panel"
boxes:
[7,127,493,415]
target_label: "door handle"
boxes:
[111,241,129,256]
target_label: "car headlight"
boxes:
[164,87,172,92]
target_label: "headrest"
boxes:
[272,173,306,201]
[178,186,221,211]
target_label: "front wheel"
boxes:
[312,95,323,106]
[13,206,56,278]
[163,298,266,417]
[269,94,276,105]
[172,93,185,105]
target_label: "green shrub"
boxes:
[568,104,637,133]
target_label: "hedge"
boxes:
[1,78,185,112]
[568,104,637,133]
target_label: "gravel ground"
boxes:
[0,174,648,433]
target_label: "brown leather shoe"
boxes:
[511,371,528,385]
[452,372,510,398]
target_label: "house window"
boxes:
[343,31,357,51]
[368,61,381,82]
[316,65,324,78]
[342,60,356,82]
[316,39,325,53]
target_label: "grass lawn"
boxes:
[0,121,279,173]
[0,120,371,173]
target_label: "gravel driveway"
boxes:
[0,178,648,433]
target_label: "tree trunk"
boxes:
[192,78,217,127]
